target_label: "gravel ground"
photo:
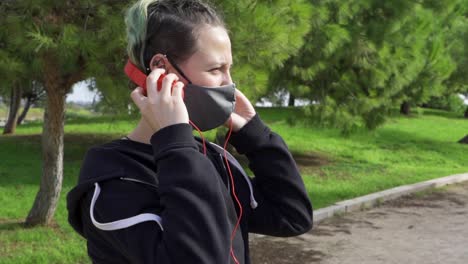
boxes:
[250,181,468,264]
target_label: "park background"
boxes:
[1,0,467,263]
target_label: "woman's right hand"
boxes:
[131,69,189,133]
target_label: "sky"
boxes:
[66,80,100,104]
[461,94,468,105]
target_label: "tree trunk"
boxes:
[288,93,295,107]
[464,106,468,119]
[25,51,83,226]
[17,95,33,125]
[25,90,66,226]
[400,101,411,115]
[3,84,22,134]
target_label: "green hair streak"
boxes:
[125,0,158,70]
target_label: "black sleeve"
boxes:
[84,124,233,264]
[229,114,313,237]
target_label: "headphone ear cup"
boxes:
[157,73,166,91]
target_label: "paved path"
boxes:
[250,181,468,264]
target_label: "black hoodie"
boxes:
[67,114,313,264]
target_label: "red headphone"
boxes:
[124,60,180,97]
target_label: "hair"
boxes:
[125,0,226,74]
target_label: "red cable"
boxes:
[189,120,207,156]
[190,118,242,264]
[224,118,242,264]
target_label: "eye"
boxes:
[209,67,221,72]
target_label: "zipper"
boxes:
[120,177,158,189]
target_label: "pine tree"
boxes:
[270,0,424,131]
[2,0,129,226]
[396,0,460,115]
[214,0,312,101]
[269,0,465,132]
[444,0,468,118]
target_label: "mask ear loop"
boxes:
[165,55,210,157]
[223,118,242,264]
[166,55,193,84]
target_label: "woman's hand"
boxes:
[226,89,256,132]
[131,69,189,133]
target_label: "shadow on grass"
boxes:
[373,127,466,152]
[0,219,25,231]
[420,108,467,120]
[0,218,66,239]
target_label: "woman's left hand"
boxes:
[226,89,256,132]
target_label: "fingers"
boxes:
[172,81,185,99]
[136,70,181,106]
[146,68,166,99]
[130,87,146,109]
[160,73,179,98]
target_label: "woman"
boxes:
[67,0,313,263]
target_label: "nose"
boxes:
[222,70,233,86]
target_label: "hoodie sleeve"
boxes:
[82,123,234,264]
[229,114,313,237]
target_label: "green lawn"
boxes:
[0,107,45,122]
[0,107,467,263]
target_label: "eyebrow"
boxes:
[208,62,233,68]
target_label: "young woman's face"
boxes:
[177,26,233,87]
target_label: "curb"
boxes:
[313,173,468,224]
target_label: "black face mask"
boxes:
[167,56,236,131]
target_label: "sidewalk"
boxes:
[250,179,468,264]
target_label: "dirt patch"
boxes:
[250,181,468,264]
[292,152,330,168]
[292,152,331,178]
[232,151,331,174]
[250,238,326,264]
[386,184,467,208]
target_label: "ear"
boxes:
[148,54,181,79]
[148,54,167,71]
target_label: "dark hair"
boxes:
[126,0,226,74]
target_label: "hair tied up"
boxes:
[125,0,159,71]
[125,0,225,77]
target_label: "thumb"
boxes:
[234,88,249,103]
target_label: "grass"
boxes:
[0,107,467,263]
[261,108,468,208]
[0,107,45,122]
